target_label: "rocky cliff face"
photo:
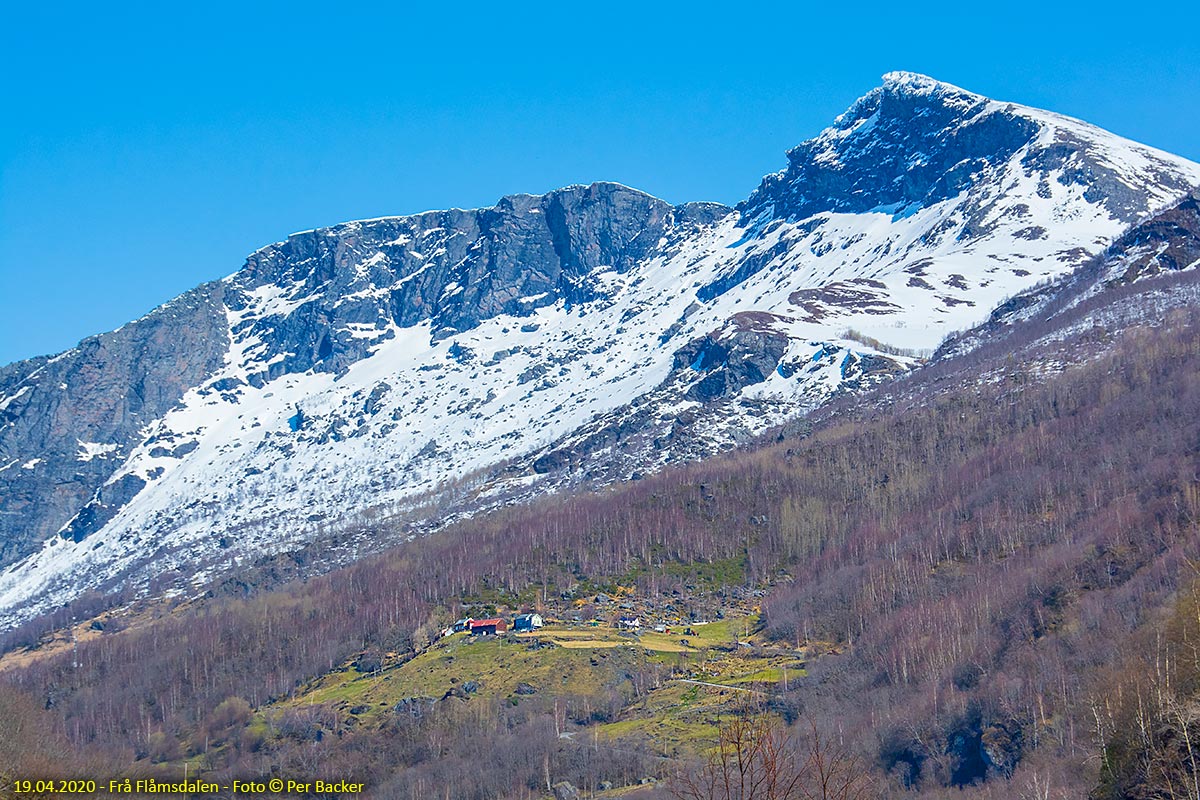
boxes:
[1105,191,1200,283]
[0,285,229,566]
[1,73,1198,626]
[228,184,730,381]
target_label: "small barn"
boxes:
[513,613,544,632]
[451,617,473,633]
[469,618,507,636]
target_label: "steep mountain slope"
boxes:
[8,285,1200,799]
[930,189,1200,371]
[1,72,1198,626]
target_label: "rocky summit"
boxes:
[1,73,1198,626]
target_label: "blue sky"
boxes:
[2,1,1198,366]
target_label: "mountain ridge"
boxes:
[1,73,1198,626]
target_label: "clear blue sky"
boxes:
[2,1,1198,366]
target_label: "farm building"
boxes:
[469,618,507,636]
[513,613,544,632]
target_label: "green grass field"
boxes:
[265,613,807,759]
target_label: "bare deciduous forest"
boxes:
[4,300,1200,799]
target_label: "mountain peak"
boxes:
[879,71,980,99]
[831,72,988,131]
[740,70,1199,230]
[741,73,1028,223]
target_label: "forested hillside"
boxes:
[4,269,1200,798]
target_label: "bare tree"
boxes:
[671,715,874,800]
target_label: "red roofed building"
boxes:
[469,618,507,635]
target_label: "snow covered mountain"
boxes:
[2,72,1198,626]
